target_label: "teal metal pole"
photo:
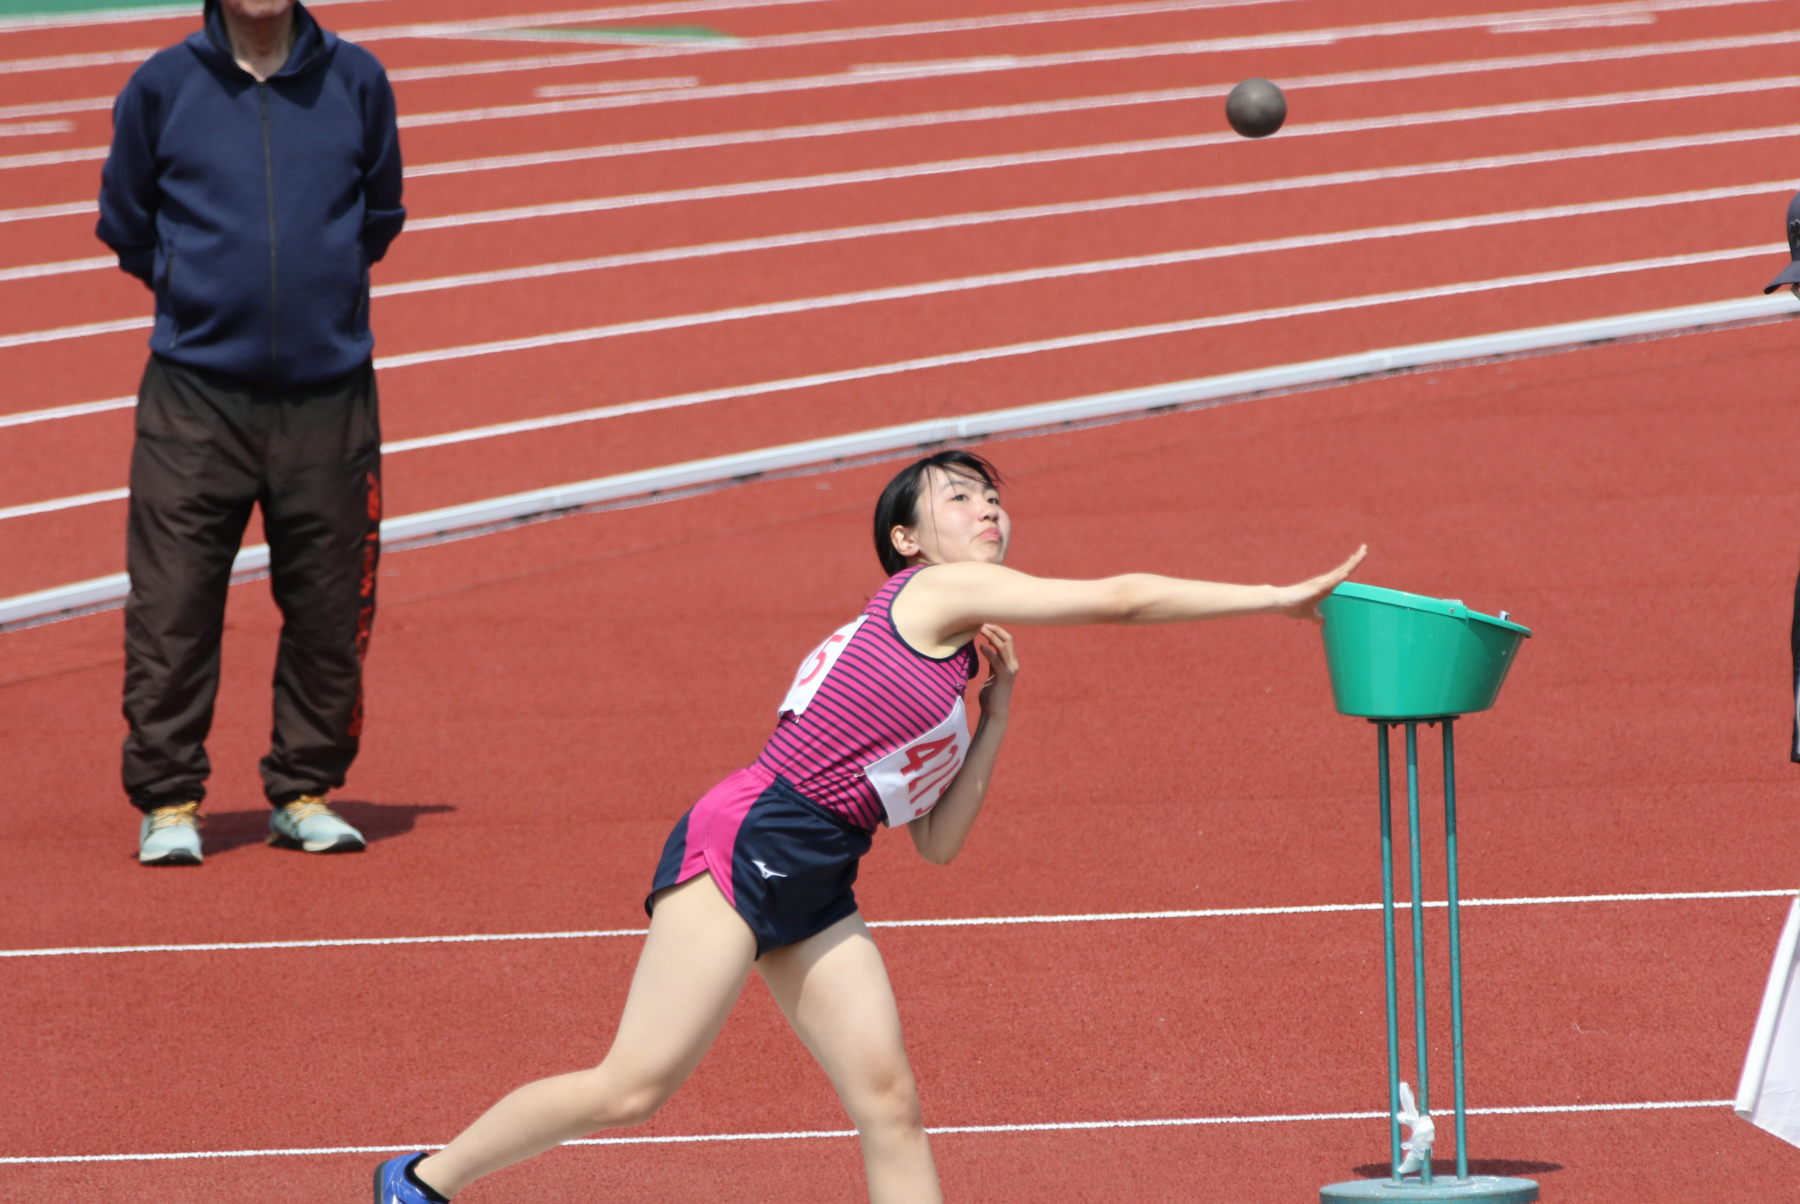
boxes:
[1442,719,1471,1180]
[1377,723,1402,1180]
[1405,722,1432,1186]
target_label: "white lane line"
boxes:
[402,119,1800,228]
[0,199,95,223]
[0,395,133,428]
[26,181,1776,353]
[387,0,1772,60]
[0,316,147,350]
[0,241,1780,518]
[0,96,112,119]
[535,75,699,97]
[358,244,1796,371]
[6,123,1793,303]
[6,291,1794,629]
[0,488,127,521]
[0,0,1290,78]
[0,119,72,137]
[0,48,154,76]
[0,255,113,281]
[12,29,1799,178]
[0,0,395,33]
[5,890,1788,958]
[376,0,1316,83]
[393,25,1800,130]
[402,72,1800,185]
[370,178,1800,297]
[0,1100,1736,1163]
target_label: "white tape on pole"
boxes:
[3,292,1795,632]
[1735,897,1800,1145]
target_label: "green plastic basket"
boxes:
[1319,582,1531,719]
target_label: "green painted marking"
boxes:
[0,0,192,16]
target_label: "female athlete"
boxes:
[375,449,1364,1203]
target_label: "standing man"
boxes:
[97,0,404,865]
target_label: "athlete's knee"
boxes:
[849,1061,926,1138]
[570,1069,677,1130]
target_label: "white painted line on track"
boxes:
[0,96,113,120]
[367,178,1800,298]
[0,199,95,223]
[5,291,1796,628]
[360,244,1796,371]
[0,488,126,521]
[0,242,1785,521]
[0,395,133,428]
[400,120,1800,229]
[14,45,1800,177]
[0,316,147,350]
[383,0,1775,63]
[0,119,72,137]
[4,889,1789,958]
[24,194,1782,357]
[0,0,1286,78]
[400,73,1800,186]
[0,0,393,34]
[0,255,112,281]
[5,125,1793,307]
[0,48,155,76]
[393,27,1800,129]
[0,1100,1739,1163]
[535,75,699,97]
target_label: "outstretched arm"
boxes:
[909,626,1016,865]
[894,547,1366,652]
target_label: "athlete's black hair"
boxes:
[872,450,1003,576]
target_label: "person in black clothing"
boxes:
[96,0,404,865]
[1761,194,1800,766]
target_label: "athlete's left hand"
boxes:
[1273,545,1367,625]
[976,623,1017,719]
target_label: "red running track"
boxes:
[5,317,1800,1200]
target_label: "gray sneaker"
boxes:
[269,795,366,853]
[138,802,202,866]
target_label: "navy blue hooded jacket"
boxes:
[97,0,404,388]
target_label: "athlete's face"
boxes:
[894,468,1010,567]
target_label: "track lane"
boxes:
[0,903,1783,1156]
[2,324,1795,942]
[0,250,1780,594]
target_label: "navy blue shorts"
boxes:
[647,766,873,957]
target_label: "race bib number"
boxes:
[864,697,970,827]
[778,616,867,717]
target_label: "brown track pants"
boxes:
[121,354,381,813]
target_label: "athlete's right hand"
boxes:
[1272,546,1368,625]
[976,623,1017,719]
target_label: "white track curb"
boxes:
[3,293,1794,632]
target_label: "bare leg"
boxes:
[415,873,755,1197]
[758,912,942,1204]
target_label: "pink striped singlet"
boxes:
[757,566,979,830]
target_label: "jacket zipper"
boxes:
[259,81,279,381]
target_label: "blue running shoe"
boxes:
[373,1153,447,1204]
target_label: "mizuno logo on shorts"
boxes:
[753,860,787,879]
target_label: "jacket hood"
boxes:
[193,0,333,80]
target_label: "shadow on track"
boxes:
[198,799,455,855]
[1351,1159,1563,1179]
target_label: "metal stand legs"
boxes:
[1319,720,1537,1204]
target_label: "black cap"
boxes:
[1762,192,1800,294]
